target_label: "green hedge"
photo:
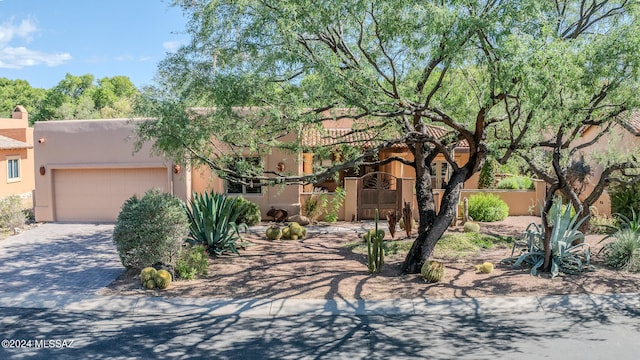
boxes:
[468,193,509,222]
[496,176,534,190]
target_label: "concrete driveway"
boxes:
[0,223,123,294]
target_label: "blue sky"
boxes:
[0,0,188,89]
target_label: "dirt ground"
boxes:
[101,216,640,300]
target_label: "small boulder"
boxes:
[287,214,310,226]
[267,207,288,222]
[152,262,175,280]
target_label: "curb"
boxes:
[1,291,638,317]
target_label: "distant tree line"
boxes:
[0,74,140,123]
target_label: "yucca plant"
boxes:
[599,209,640,272]
[185,191,247,256]
[616,208,640,233]
[508,197,591,277]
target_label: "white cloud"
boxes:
[0,17,37,46]
[0,46,72,69]
[162,40,182,53]
[0,17,72,69]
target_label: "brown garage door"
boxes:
[53,168,169,222]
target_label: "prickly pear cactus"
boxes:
[155,269,172,289]
[421,260,445,283]
[140,267,157,285]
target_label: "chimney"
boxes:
[12,105,28,122]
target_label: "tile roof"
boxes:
[302,127,382,148]
[301,124,468,149]
[622,110,640,135]
[0,135,32,150]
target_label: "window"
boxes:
[430,162,451,189]
[7,157,20,182]
[226,157,263,195]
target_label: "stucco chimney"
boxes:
[12,105,28,122]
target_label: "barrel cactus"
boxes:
[144,279,156,289]
[265,225,283,240]
[140,267,157,284]
[288,222,305,239]
[463,222,480,233]
[155,269,172,289]
[281,222,307,240]
[421,260,445,283]
[474,262,495,274]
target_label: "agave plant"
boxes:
[508,197,591,277]
[185,191,247,256]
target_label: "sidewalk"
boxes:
[1,290,639,317]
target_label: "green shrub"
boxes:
[478,158,499,189]
[175,244,209,280]
[185,191,246,255]
[468,193,509,222]
[463,222,480,233]
[113,189,189,270]
[0,195,26,231]
[496,176,534,190]
[610,182,640,221]
[325,187,346,222]
[589,215,618,234]
[233,196,261,226]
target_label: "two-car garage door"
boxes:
[53,168,169,222]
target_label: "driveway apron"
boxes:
[0,223,123,294]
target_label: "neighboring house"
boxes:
[34,116,544,222]
[0,106,34,208]
[571,110,640,216]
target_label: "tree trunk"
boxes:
[541,191,554,272]
[401,169,467,274]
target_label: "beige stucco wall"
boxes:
[33,119,189,222]
[569,123,639,216]
[191,130,303,219]
[0,107,35,207]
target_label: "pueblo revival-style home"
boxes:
[0,106,34,208]
[33,116,545,223]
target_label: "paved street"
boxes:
[1,307,639,359]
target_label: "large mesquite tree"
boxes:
[137,0,639,274]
